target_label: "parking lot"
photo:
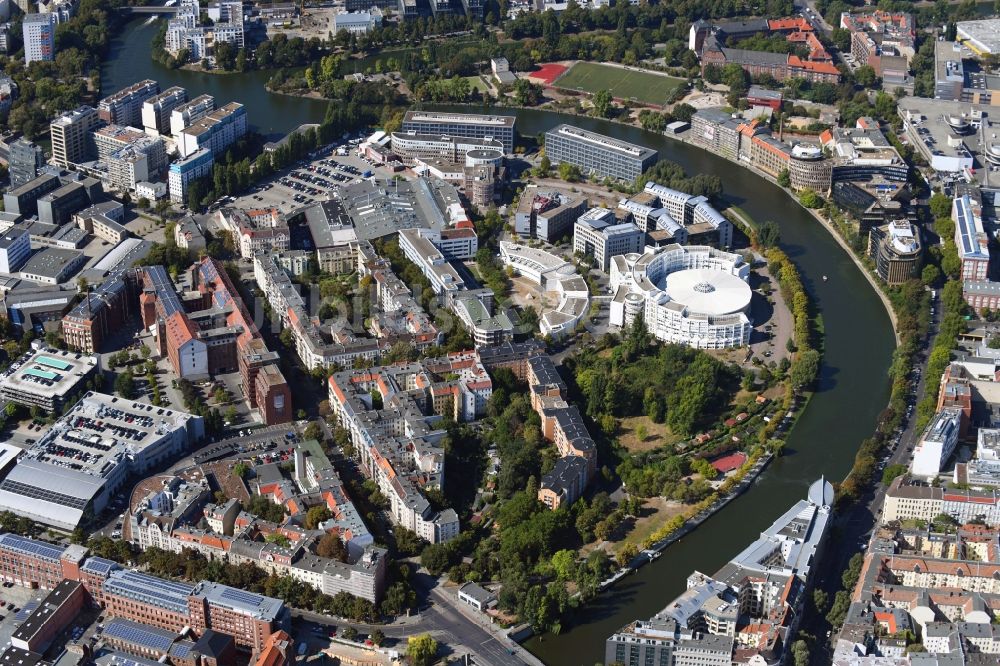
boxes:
[226,143,390,217]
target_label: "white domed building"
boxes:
[609,244,752,349]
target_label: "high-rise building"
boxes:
[141,86,187,135]
[22,13,55,64]
[168,148,213,203]
[7,138,44,188]
[177,102,246,158]
[544,124,658,182]
[50,106,100,167]
[98,79,159,128]
[868,220,922,286]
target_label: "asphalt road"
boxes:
[289,573,535,666]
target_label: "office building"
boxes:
[8,139,44,188]
[141,86,187,135]
[868,221,921,285]
[691,109,743,161]
[50,106,100,167]
[168,148,214,203]
[821,122,909,184]
[609,244,752,349]
[3,173,59,217]
[606,480,833,666]
[514,186,587,242]
[788,143,833,192]
[37,182,93,226]
[401,111,515,153]
[98,80,159,128]
[910,407,964,479]
[178,102,246,158]
[544,124,658,182]
[0,227,30,273]
[573,208,645,273]
[333,8,382,33]
[499,242,589,340]
[954,193,990,281]
[22,13,55,64]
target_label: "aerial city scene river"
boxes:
[0,0,992,665]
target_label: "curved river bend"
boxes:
[102,23,896,666]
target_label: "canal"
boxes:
[103,24,897,666]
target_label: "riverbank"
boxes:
[664,129,901,341]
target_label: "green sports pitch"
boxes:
[552,62,684,106]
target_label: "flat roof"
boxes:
[957,18,1000,54]
[18,248,84,280]
[403,110,515,129]
[547,124,657,160]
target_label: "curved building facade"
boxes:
[868,220,922,285]
[789,144,833,192]
[609,245,753,349]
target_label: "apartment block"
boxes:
[141,86,187,135]
[178,102,246,158]
[168,148,214,203]
[50,106,100,167]
[22,13,55,64]
[98,79,160,128]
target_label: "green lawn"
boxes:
[553,62,684,106]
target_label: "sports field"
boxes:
[553,62,684,106]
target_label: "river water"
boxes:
[102,22,896,666]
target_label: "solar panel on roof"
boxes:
[14,600,39,622]
[104,620,176,652]
[0,534,66,560]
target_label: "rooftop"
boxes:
[547,124,657,159]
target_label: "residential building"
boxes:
[401,111,516,153]
[50,106,99,167]
[170,95,214,138]
[98,80,160,128]
[168,148,214,203]
[606,480,834,666]
[840,11,915,85]
[178,102,246,158]
[141,86,187,135]
[544,124,658,182]
[22,13,55,64]
[868,221,921,285]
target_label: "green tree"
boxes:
[305,506,331,529]
[776,169,791,188]
[798,189,821,209]
[757,221,781,248]
[115,371,135,399]
[233,462,248,478]
[407,634,439,666]
[370,629,385,647]
[558,162,582,182]
[882,463,907,486]
[930,193,952,219]
[921,264,941,287]
[551,549,576,580]
[317,533,348,561]
[855,65,877,87]
[593,89,613,118]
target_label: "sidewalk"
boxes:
[429,584,546,666]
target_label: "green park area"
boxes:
[553,61,685,106]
